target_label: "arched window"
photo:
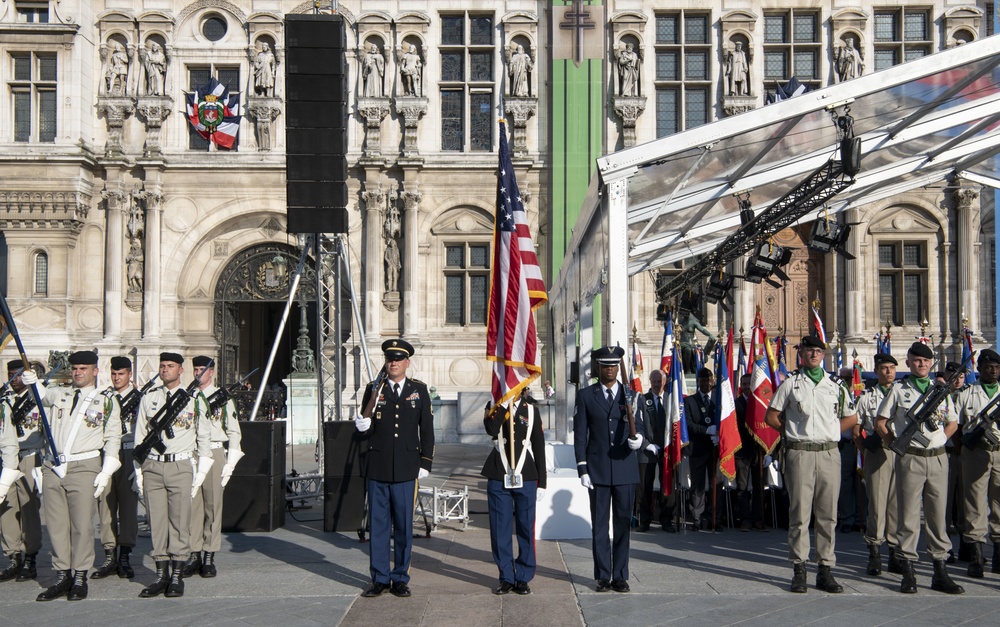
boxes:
[34,251,47,295]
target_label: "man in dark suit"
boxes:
[574,345,646,593]
[735,374,765,531]
[355,339,434,599]
[636,369,675,532]
[684,367,718,530]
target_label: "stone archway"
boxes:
[213,242,317,386]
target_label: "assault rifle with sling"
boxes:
[0,367,23,405]
[118,374,159,423]
[960,388,1000,449]
[133,366,210,464]
[11,365,63,438]
[889,354,971,456]
[205,368,259,414]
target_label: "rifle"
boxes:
[133,366,211,464]
[960,387,1000,449]
[889,354,972,456]
[11,365,64,438]
[205,368,259,414]
[118,374,160,425]
[617,347,638,439]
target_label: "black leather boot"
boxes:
[117,546,134,579]
[139,560,170,598]
[993,542,1000,574]
[932,559,965,594]
[887,547,903,574]
[866,544,882,576]
[200,551,216,578]
[0,552,23,581]
[67,570,88,601]
[816,565,844,593]
[968,542,985,578]
[181,551,202,577]
[166,560,185,597]
[959,536,974,562]
[36,570,73,601]
[90,548,117,579]
[899,559,917,594]
[16,552,37,582]
[790,562,807,593]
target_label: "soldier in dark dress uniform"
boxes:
[355,339,434,599]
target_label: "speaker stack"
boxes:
[284,14,349,234]
[222,421,286,532]
[323,421,367,532]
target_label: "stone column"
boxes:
[362,187,384,337]
[955,182,981,334]
[141,190,162,339]
[97,97,135,157]
[844,208,863,340]
[357,98,390,159]
[136,96,172,157]
[400,189,421,340]
[395,97,428,158]
[101,186,127,339]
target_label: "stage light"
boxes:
[678,289,701,313]
[704,272,733,311]
[655,302,670,322]
[808,216,855,260]
[744,241,792,288]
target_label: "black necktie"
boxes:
[394,383,401,398]
[655,395,662,413]
[606,388,614,405]
[71,389,81,412]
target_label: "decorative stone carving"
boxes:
[383,190,402,310]
[362,188,385,213]
[136,96,173,157]
[956,185,979,208]
[360,43,386,98]
[102,42,131,97]
[505,43,534,97]
[396,43,423,97]
[357,98,390,159]
[252,42,277,98]
[291,305,316,373]
[613,42,641,97]
[247,98,282,152]
[124,189,159,311]
[395,98,428,158]
[138,42,167,96]
[611,96,646,149]
[724,40,751,97]
[97,97,135,157]
[723,97,756,117]
[834,36,864,83]
[503,98,537,158]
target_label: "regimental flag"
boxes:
[725,327,736,398]
[963,324,978,385]
[852,358,865,398]
[714,342,741,480]
[811,306,827,345]
[773,332,790,386]
[185,77,242,149]
[916,334,931,345]
[660,313,673,373]
[873,329,885,354]
[748,311,781,455]
[631,344,644,393]
[486,120,547,406]
[884,327,892,355]
[662,338,688,497]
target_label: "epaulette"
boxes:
[829,373,843,384]
[101,387,116,399]
[410,378,427,386]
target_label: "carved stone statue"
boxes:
[126,238,144,293]
[725,41,750,96]
[384,239,401,293]
[614,42,641,97]
[506,44,533,97]
[141,42,166,96]
[397,43,422,97]
[254,43,277,97]
[105,42,130,96]
[835,36,864,82]
[361,43,385,98]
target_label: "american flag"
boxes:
[487,120,547,405]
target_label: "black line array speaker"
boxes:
[323,421,367,532]
[284,14,348,234]
[223,421,286,532]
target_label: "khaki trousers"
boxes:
[189,448,226,553]
[863,446,898,547]
[143,459,193,561]
[0,454,42,557]
[42,456,100,571]
[960,445,1000,544]
[896,452,950,561]
[785,448,840,565]
[97,448,139,549]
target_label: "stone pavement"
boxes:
[1,442,1000,626]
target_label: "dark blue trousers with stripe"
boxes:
[486,478,538,584]
[367,478,415,585]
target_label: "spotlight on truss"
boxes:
[678,289,701,313]
[704,272,734,312]
[655,301,671,322]
[808,217,855,260]
[744,242,793,288]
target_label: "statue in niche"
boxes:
[141,42,166,96]
[614,42,641,97]
[506,44,533,97]
[254,43,277,97]
[835,36,864,82]
[384,239,401,293]
[104,42,130,96]
[361,42,385,98]
[126,238,144,293]
[397,43,423,97]
[725,41,750,96]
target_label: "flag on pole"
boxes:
[630,344,644,393]
[852,357,864,398]
[873,329,884,354]
[714,342,741,480]
[884,326,892,355]
[660,313,673,373]
[736,335,748,395]
[725,326,736,398]
[748,310,781,455]
[963,324,978,385]
[916,334,931,345]
[185,77,243,149]
[662,337,688,497]
[811,305,827,345]
[486,120,547,405]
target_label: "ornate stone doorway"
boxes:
[213,243,317,387]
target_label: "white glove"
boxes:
[536,487,546,502]
[355,415,372,432]
[220,464,235,487]
[580,474,594,490]
[220,449,244,488]
[645,443,660,455]
[417,468,429,480]
[191,456,215,498]
[627,434,643,450]
[0,467,24,507]
[763,455,773,466]
[132,467,144,499]
[706,425,718,436]
[20,370,37,386]
[92,456,121,498]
